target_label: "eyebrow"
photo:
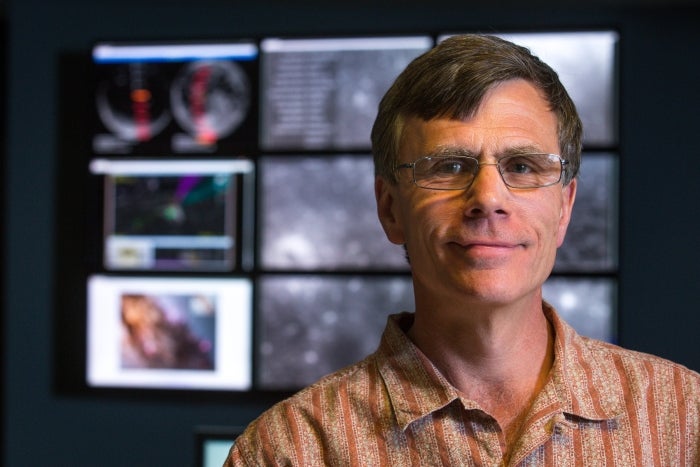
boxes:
[499,145,549,156]
[424,144,549,159]
[424,146,477,158]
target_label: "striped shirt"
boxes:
[227,305,700,466]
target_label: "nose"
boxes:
[463,162,509,218]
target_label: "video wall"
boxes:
[79,31,619,393]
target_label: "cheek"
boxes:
[397,194,456,253]
[410,193,458,230]
[518,200,566,250]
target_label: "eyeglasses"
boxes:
[395,153,568,190]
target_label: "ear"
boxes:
[556,178,577,247]
[375,175,406,245]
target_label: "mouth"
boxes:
[454,238,522,249]
[449,239,524,260]
[464,242,518,253]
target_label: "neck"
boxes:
[407,298,554,436]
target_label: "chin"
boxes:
[454,270,542,304]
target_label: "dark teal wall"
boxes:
[4,1,700,465]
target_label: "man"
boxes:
[227,34,700,465]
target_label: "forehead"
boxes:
[398,79,560,159]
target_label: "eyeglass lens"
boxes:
[413,154,563,190]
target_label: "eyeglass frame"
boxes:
[394,153,570,190]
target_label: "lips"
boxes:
[452,238,523,250]
[462,242,519,256]
[464,240,518,249]
[448,238,525,262]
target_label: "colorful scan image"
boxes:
[120,293,216,371]
[113,174,230,237]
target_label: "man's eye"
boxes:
[503,157,543,174]
[434,160,466,175]
[511,162,532,174]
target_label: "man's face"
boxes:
[375,79,577,310]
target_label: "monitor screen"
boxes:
[90,158,254,272]
[543,276,617,343]
[194,427,242,467]
[440,31,619,147]
[554,152,618,273]
[495,31,619,147]
[256,274,414,390]
[92,41,259,155]
[259,36,433,151]
[87,275,253,390]
[259,154,406,270]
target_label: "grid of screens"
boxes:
[85,31,619,393]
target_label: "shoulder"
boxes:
[266,351,378,413]
[582,335,700,375]
[578,335,700,396]
[548,303,700,397]
[230,354,381,464]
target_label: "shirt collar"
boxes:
[377,306,624,431]
[543,302,625,421]
[377,312,461,430]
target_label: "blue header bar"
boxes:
[93,42,259,63]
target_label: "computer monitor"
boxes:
[194,426,243,467]
[87,275,253,391]
[92,41,259,155]
[259,36,432,151]
[90,158,254,272]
